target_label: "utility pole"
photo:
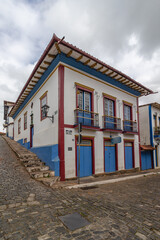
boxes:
[78,123,82,184]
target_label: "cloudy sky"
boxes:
[1,0,160,132]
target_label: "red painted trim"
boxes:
[74,125,100,131]
[124,139,135,169]
[103,138,118,172]
[75,135,95,177]
[58,65,65,181]
[103,129,122,133]
[64,124,75,128]
[137,98,142,169]
[123,131,138,135]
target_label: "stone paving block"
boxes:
[0,136,160,240]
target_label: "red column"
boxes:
[58,65,65,181]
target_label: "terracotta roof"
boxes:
[140,145,155,150]
[9,34,154,117]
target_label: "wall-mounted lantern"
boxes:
[41,104,54,123]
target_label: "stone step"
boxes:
[30,170,55,179]
[26,165,50,173]
[19,154,38,159]
[19,157,39,162]
[24,161,45,168]
[20,158,42,164]
[37,176,60,186]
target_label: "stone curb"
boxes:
[66,171,160,189]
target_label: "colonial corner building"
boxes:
[7,34,153,181]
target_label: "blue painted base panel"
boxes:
[16,139,60,176]
[141,151,152,170]
[30,145,60,176]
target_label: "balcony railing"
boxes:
[102,115,121,130]
[74,109,99,127]
[123,120,137,132]
[154,127,160,136]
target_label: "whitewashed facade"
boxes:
[9,34,153,180]
[3,101,14,139]
[139,103,160,169]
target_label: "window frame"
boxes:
[40,91,48,121]
[24,112,27,130]
[76,84,94,112]
[123,101,133,121]
[103,93,116,117]
[18,118,21,135]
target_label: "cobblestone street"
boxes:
[0,136,160,240]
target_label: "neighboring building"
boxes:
[3,100,15,139]
[139,103,160,170]
[8,34,153,180]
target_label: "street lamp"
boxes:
[41,104,54,123]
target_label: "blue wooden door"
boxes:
[125,142,133,169]
[104,98,115,129]
[78,90,91,126]
[105,141,116,172]
[141,151,152,170]
[77,140,92,177]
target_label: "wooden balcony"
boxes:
[123,120,138,133]
[74,109,99,128]
[102,115,121,131]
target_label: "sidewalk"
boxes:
[3,135,160,189]
[54,167,160,189]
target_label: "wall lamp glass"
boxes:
[41,104,54,123]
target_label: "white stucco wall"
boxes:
[64,66,139,179]
[14,69,58,147]
[139,105,150,145]
[7,106,14,138]
[152,106,160,167]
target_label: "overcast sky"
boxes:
[1,0,160,132]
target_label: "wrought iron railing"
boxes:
[74,109,99,127]
[123,120,137,132]
[102,115,121,130]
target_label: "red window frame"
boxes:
[40,92,48,121]
[103,93,116,117]
[24,112,27,130]
[123,101,133,121]
[76,83,94,112]
[18,118,21,135]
